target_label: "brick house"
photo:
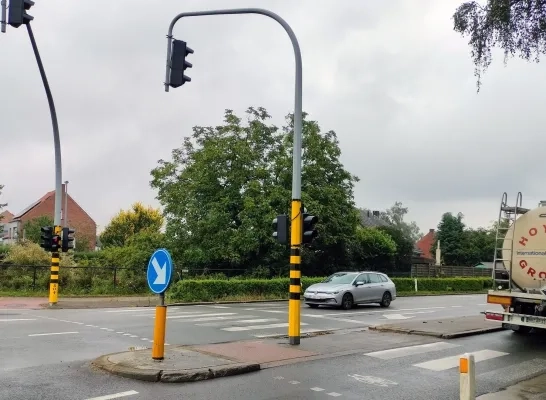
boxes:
[415,228,436,261]
[5,184,96,250]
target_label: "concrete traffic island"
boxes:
[368,315,503,338]
[92,341,317,383]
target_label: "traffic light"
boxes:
[302,213,318,244]
[61,227,75,252]
[40,226,52,251]
[51,233,61,252]
[169,39,193,88]
[8,0,34,28]
[272,214,288,244]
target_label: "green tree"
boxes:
[380,201,422,242]
[453,0,546,91]
[100,202,164,248]
[377,225,415,273]
[22,215,54,244]
[0,184,7,219]
[349,226,397,271]
[150,107,359,276]
[432,212,468,265]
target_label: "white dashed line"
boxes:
[0,318,36,322]
[310,387,325,392]
[84,389,139,400]
[289,381,300,384]
[327,392,342,397]
[28,331,78,337]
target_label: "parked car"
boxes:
[303,271,397,310]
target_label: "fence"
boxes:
[411,264,493,278]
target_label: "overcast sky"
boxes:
[2,0,546,235]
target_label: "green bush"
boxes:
[168,277,492,302]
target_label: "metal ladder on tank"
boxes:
[492,192,528,292]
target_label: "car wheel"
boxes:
[341,293,353,310]
[307,304,319,308]
[380,292,392,308]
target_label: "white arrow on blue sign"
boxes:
[147,248,173,294]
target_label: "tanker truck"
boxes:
[485,192,546,333]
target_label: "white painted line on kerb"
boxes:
[364,341,460,360]
[413,349,509,371]
[222,322,308,332]
[28,331,79,337]
[168,313,237,319]
[0,318,37,322]
[84,390,139,400]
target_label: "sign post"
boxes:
[147,248,173,361]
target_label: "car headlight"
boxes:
[325,291,339,295]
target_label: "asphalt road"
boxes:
[1,294,518,400]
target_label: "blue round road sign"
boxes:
[147,248,173,294]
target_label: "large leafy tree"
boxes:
[100,202,164,248]
[22,215,54,243]
[432,212,467,265]
[150,107,360,276]
[380,201,422,242]
[453,0,546,91]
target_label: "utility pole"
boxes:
[7,0,64,305]
[164,8,304,345]
[1,0,7,33]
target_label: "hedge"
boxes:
[168,277,493,302]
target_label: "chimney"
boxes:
[429,229,434,234]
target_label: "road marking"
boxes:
[0,318,36,322]
[302,314,363,324]
[28,331,78,337]
[383,314,414,320]
[310,387,325,392]
[289,380,300,384]
[190,315,256,323]
[168,313,237,319]
[413,349,509,371]
[273,376,284,380]
[222,322,308,332]
[327,393,342,397]
[451,305,463,308]
[141,338,149,341]
[260,310,287,314]
[106,308,154,313]
[364,341,460,360]
[132,310,204,317]
[196,305,231,309]
[348,374,398,387]
[123,333,132,336]
[321,306,446,317]
[84,390,139,400]
[116,332,124,334]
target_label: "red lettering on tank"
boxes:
[539,271,546,279]
[519,237,529,246]
[520,260,528,269]
[528,267,536,277]
[529,228,538,236]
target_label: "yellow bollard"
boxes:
[152,305,167,360]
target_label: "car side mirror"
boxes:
[355,281,364,286]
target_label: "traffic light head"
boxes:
[8,0,34,28]
[61,227,75,252]
[51,234,61,252]
[272,214,289,245]
[40,226,52,251]
[169,39,193,88]
[302,213,318,244]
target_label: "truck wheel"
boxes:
[512,325,532,334]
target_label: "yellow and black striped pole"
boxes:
[48,225,61,306]
[288,199,302,345]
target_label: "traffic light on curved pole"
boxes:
[169,39,193,88]
[7,0,34,28]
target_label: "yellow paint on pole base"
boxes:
[152,305,167,360]
[48,249,60,305]
[288,199,302,345]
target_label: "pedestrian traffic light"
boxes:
[302,213,318,244]
[169,39,193,88]
[8,0,34,28]
[272,214,288,244]
[61,227,75,252]
[40,226,52,251]
[51,233,61,252]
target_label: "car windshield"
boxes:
[322,272,358,285]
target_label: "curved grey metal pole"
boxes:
[164,8,302,200]
[27,23,62,227]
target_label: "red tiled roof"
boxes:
[416,229,436,260]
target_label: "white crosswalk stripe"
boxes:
[413,349,509,371]
[222,322,309,332]
[364,341,460,360]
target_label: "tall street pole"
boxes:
[164,8,303,345]
[26,22,63,306]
